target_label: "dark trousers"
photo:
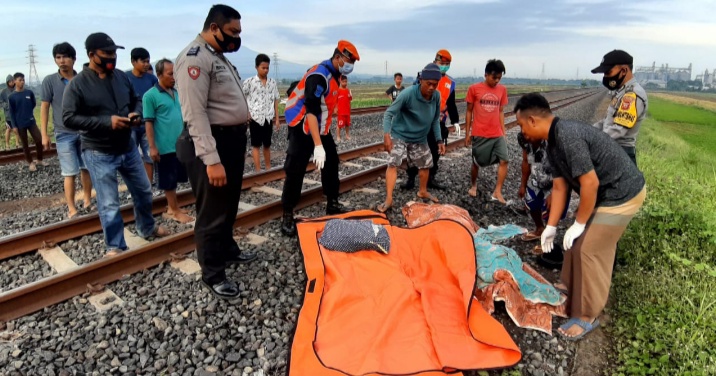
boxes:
[407,121,449,181]
[622,146,637,167]
[17,124,43,163]
[281,126,339,212]
[179,124,247,285]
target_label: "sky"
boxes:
[2,0,716,83]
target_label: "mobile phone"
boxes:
[129,114,140,124]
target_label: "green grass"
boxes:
[609,101,716,374]
[647,97,716,157]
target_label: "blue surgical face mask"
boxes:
[439,64,450,74]
[340,59,354,75]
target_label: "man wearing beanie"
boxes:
[379,63,446,213]
[591,50,647,166]
[0,75,18,149]
[402,49,459,191]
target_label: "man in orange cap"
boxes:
[280,40,360,236]
[402,49,459,191]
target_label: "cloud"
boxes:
[3,0,715,81]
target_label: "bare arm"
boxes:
[520,150,530,193]
[464,102,474,145]
[499,105,506,134]
[40,101,50,139]
[546,178,570,227]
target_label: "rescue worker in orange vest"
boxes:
[280,40,360,237]
[402,49,459,191]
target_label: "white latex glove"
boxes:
[541,225,557,254]
[452,123,461,138]
[312,145,326,170]
[563,222,586,251]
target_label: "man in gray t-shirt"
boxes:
[1,75,19,149]
[40,42,93,218]
[514,93,646,341]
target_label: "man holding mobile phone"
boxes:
[63,32,169,258]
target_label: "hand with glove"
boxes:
[312,145,326,170]
[563,222,586,250]
[540,225,557,254]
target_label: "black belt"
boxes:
[210,122,249,131]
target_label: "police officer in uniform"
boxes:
[280,41,360,237]
[402,49,460,191]
[175,4,257,299]
[591,50,648,167]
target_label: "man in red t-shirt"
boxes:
[336,75,352,142]
[464,59,509,203]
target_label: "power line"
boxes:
[27,44,40,87]
[272,52,280,81]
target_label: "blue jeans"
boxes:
[131,125,153,164]
[55,132,86,177]
[82,147,155,251]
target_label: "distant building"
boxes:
[695,69,715,89]
[634,62,692,84]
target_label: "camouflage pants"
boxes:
[388,138,433,169]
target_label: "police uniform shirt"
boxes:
[175,35,250,165]
[593,78,648,148]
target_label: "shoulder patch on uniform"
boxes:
[613,92,638,129]
[188,66,201,80]
[186,46,200,56]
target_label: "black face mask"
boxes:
[94,55,117,72]
[602,69,626,90]
[214,27,241,53]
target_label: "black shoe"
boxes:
[400,178,416,190]
[326,199,352,215]
[281,212,297,237]
[226,250,258,265]
[200,278,240,300]
[427,179,446,190]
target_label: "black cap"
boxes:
[85,32,125,52]
[591,50,633,74]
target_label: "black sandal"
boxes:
[201,278,240,300]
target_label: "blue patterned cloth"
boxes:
[474,224,563,305]
[319,219,391,254]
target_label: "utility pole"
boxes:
[540,63,546,82]
[272,52,280,81]
[385,61,388,78]
[27,44,40,87]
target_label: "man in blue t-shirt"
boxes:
[126,47,158,184]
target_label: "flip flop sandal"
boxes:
[103,249,124,258]
[521,231,541,242]
[558,318,600,341]
[416,194,440,203]
[377,203,393,214]
[490,195,514,206]
[200,278,240,300]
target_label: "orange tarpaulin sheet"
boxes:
[288,211,521,375]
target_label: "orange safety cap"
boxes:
[337,40,360,61]
[436,49,452,63]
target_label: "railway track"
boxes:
[0,89,582,165]
[0,89,599,323]
[0,102,456,165]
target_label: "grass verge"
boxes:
[609,99,716,375]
